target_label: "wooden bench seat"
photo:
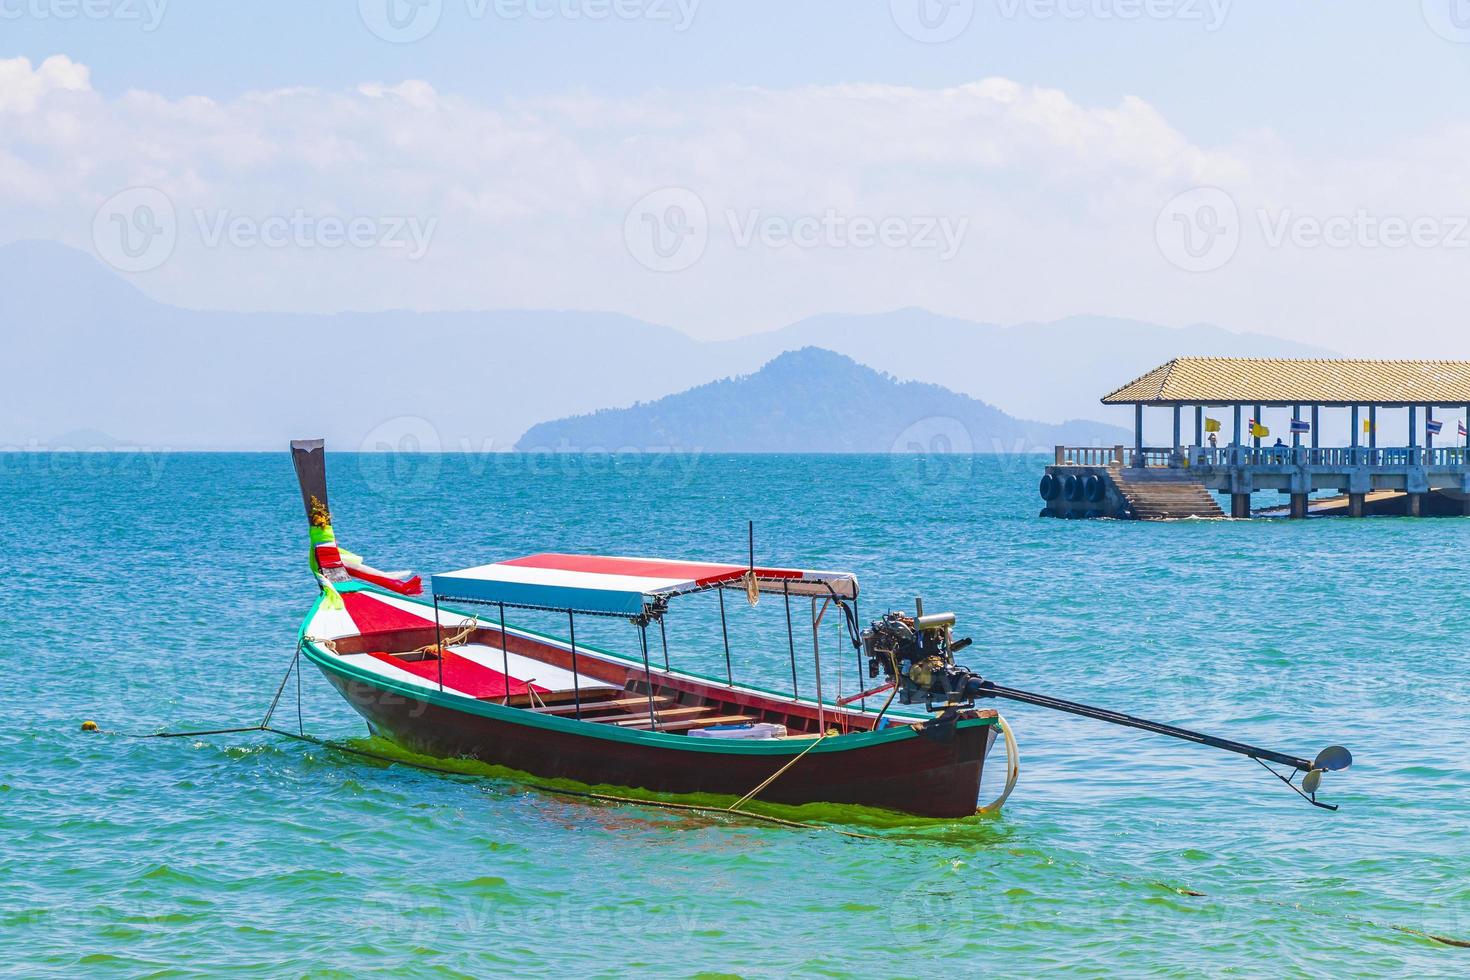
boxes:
[532,695,675,717]
[591,705,715,726]
[625,713,758,733]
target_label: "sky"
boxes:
[2,1,1470,348]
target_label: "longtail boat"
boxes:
[290,440,1353,818]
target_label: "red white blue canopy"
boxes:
[431,553,859,616]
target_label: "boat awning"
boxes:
[430,553,859,616]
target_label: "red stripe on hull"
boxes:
[316,665,994,818]
[366,650,546,699]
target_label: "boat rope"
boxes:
[103,646,876,840]
[412,618,478,656]
[727,733,829,813]
[262,726,875,840]
[975,713,1020,815]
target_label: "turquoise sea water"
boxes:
[4,451,1468,977]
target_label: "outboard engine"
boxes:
[863,599,985,711]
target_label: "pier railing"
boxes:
[1054,445,1470,469]
[1054,446,1176,468]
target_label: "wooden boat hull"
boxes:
[309,650,998,819]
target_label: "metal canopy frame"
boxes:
[432,575,862,733]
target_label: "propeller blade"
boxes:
[1312,745,1353,772]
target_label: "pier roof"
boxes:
[1103,357,1470,407]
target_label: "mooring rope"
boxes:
[728,733,829,813]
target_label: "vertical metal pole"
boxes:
[1351,405,1360,449]
[1410,405,1418,449]
[498,602,510,704]
[638,622,656,729]
[783,581,799,699]
[1311,405,1320,451]
[1134,404,1144,463]
[433,594,444,692]
[1426,405,1436,453]
[658,615,670,671]
[1233,404,1242,448]
[1172,405,1181,452]
[811,597,826,735]
[1370,405,1378,449]
[1194,406,1203,446]
[1465,404,1469,449]
[567,610,581,721]
[853,595,866,712]
[1292,403,1302,448]
[718,586,733,687]
[1253,403,1262,449]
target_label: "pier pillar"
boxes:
[1348,493,1365,518]
[1289,494,1309,519]
[1231,493,1251,518]
[1408,493,1423,517]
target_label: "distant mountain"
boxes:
[0,240,1333,449]
[716,308,1334,431]
[515,348,1130,453]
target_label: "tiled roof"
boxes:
[1102,358,1470,406]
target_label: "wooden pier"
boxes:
[1040,358,1470,520]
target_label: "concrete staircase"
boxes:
[1110,467,1225,520]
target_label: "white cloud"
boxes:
[1,54,1468,350]
[0,54,90,112]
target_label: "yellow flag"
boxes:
[1204,417,1221,433]
[1363,419,1374,433]
[1251,423,1269,438]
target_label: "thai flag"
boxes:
[1427,419,1444,435]
[1290,418,1311,434]
[1460,421,1468,438]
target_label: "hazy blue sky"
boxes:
[3,1,1470,348]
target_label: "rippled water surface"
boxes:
[4,452,1468,976]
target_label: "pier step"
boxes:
[1111,469,1224,520]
